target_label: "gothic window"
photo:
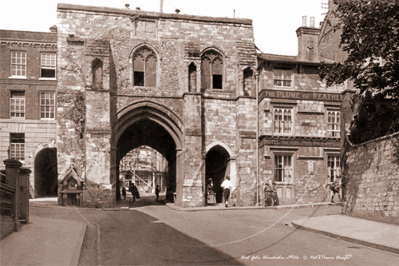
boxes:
[201,50,223,90]
[133,47,157,87]
[243,68,253,96]
[188,63,197,92]
[92,59,103,89]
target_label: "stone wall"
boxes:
[343,132,399,219]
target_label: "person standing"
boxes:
[121,186,126,200]
[330,177,342,203]
[131,183,140,202]
[221,175,232,207]
[155,185,160,202]
[207,178,216,205]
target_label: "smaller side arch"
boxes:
[206,141,235,159]
[205,141,237,193]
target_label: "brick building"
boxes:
[0,28,58,198]
[55,4,258,208]
[257,17,349,205]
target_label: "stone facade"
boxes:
[0,29,58,198]
[56,4,257,208]
[256,21,349,205]
[342,132,399,218]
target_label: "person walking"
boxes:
[207,178,216,205]
[221,175,232,207]
[155,185,160,202]
[121,186,126,200]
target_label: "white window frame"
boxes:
[10,51,27,78]
[274,154,293,183]
[40,92,55,120]
[327,155,340,183]
[40,53,56,79]
[10,91,25,119]
[273,68,292,87]
[274,108,293,134]
[10,133,25,162]
[327,111,340,137]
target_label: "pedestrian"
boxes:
[155,185,160,202]
[121,186,126,200]
[131,183,140,202]
[221,175,232,207]
[330,177,341,203]
[207,178,216,205]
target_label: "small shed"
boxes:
[59,166,84,207]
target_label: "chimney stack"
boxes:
[310,16,315,27]
[49,25,57,33]
[296,16,320,62]
[302,16,307,27]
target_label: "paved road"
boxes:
[31,197,399,265]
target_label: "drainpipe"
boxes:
[255,69,260,206]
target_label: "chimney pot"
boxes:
[310,16,315,27]
[50,25,57,33]
[302,16,307,27]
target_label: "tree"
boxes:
[319,0,399,143]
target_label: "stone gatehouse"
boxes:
[56,4,258,208]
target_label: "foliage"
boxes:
[319,0,399,143]
[349,92,399,144]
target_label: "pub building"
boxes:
[256,17,348,205]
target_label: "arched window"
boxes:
[133,47,157,87]
[92,59,103,90]
[201,50,223,90]
[188,63,197,92]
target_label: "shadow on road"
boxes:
[94,207,244,265]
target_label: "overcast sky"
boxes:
[0,0,327,55]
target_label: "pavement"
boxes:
[0,198,398,266]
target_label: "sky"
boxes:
[0,0,327,56]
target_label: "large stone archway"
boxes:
[111,101,184,206]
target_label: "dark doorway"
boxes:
[116,119,177,204]
[206,146,230,203]
[34,148,58,197]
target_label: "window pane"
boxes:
[201,57,211,90]
[212,58,223,75]
[133,54,144,72]
[213,75,222,89]
[134,71,144,86]
[145,55,157,87]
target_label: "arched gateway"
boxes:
[111,101,184,205]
